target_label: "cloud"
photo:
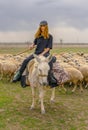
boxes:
[0,0,88,42]
[0,31,34,42]
[51,26,88,43]
[0,0,88,31]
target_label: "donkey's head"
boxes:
[34,54,51,86]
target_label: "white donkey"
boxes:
[27,54,55,114]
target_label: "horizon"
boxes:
[0,42,88,44]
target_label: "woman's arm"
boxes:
[29,38,37,50]
[40,48,50,56]
[29,43,36,50]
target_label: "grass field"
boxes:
[0,47,88,130]
[0,46,88,55]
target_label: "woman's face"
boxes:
[40,25,46,32]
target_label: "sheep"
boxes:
[0,53,30,80]
[0,53,87,86]
[52,59,83,93]
[0,60,18,80]
[67,61,88,89]
[75,65,88,89]
[61,67,84,93]
[56,53,88,90]
[0,54,20,79]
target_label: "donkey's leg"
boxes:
[39,87,45,114]
[30,86,35,110]
[50,88,55,103]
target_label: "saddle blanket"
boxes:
[52,61,69,84]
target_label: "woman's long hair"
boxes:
[35,25,49,39]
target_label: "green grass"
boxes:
[0,47,88,55]
[0,47,88,130]
[0,80,88,130]
[51,47,88,54]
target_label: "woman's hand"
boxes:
[40,48,50,56]
[29,44,35,50]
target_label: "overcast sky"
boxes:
[0,0,88,43]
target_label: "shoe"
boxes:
[48,72,57,84]
[50,75,57,84]
[12,70,21,82]
[50,82,58,88]
[20,75,27,88]
[52,56,56,63]
[48,71,58,88]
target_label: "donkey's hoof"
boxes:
[80,90,83,93]
[50,99,55,103]
[30,106,34,110]
[41,110,45,114]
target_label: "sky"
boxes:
[0,0,88,43]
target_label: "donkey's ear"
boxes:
[46,54,52,62]
[33,54,41,63]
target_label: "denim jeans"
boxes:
[19,53,50,75]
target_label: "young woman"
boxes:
[12,20,57,87]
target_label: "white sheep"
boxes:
[0,60,18,80]
[61,67,84,93]
[68,62,88,89]
[76,65,88,88]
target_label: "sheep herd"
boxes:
[55,52,88,92]
[0,53,28,80]
[0,52,88,92]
